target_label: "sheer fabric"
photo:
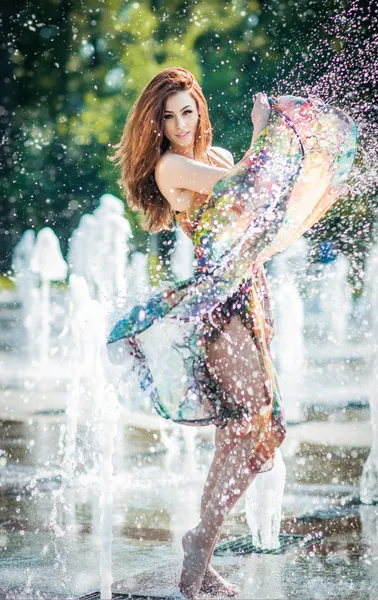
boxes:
[108,95,357,472]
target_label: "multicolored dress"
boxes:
[107,96,357,473]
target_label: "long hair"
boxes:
[110,68,212,232]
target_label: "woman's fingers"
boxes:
[253,92,268,105]
[251,92,271,128]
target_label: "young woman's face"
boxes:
[163,91,199,150]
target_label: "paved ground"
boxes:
[0,406,377,600]
[1,521,378,600]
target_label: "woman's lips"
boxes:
[175,132,190,139]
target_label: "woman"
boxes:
[110,68,357,598]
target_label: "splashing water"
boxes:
[275,0,377,208]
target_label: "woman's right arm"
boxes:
[155,155,228,212]
[155,92,271,212]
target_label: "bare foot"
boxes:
[180,528,212,599]
[200,565,240,597]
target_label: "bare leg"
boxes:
[200,421,252,516]
[192,316,268,598]
[200,422,251,596]
[180,429,258,599]
[201,314,267,517]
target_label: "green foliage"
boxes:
[0,0,376,274]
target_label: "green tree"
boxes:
[0,0,376,286]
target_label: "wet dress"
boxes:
[108,95,358,473]
[174,147,284,472]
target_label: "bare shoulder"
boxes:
[155,152,186,171]
[154,150,229,210]
[154,153,195,212]
[211,146,234,165]
[155,152,185,184]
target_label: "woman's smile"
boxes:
[162,90,200,155]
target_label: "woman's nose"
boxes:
[177,115,186,128]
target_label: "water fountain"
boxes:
[360,504,378,556]
[68,203,132,327]
[66,269,122,598]
[67,214,98,296]
[65,274,94,478]
[12,229,39,350]
[94,193,125,217]
[272,238,308,422]
[98,383,120,599]
[92,196,132,317]
[103,212,132,302]
[29,227,68,363]
[245,449,286,550]
[318,253,353,350]
[360,362,378,504]
[5,205,131,596]
[360,245,378,504]
[67,201,150,597]
[273,280,306,423]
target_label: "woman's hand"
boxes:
[251,92,271,139]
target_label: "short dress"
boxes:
[108,96,357,473]
[174,148,286,472]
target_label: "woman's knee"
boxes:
[215,419,252,455]
[227,429,255,466]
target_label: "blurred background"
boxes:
[0,0,376,287]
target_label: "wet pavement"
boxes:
[0,406,377,599]
[1,293,377,599]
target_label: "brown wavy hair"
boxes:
[110,68,212,232]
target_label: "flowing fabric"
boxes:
[108,95,357,472]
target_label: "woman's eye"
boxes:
[163,111,192,120]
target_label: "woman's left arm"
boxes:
[251,93,271,146]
